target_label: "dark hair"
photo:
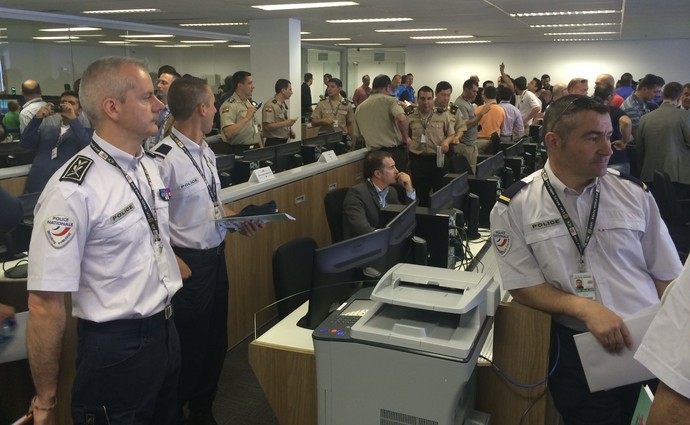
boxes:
[593,83,614,101]
[620,73,633,86]
[7,100,19,112]
[328,78,343,88]
[224,74,233,88]
[435,81,452,94]
[372,74,392,90]
[514,77,528,91]
[482,80,494,88]
[541,74,551,81]
[462,78,477,91]
[483,86,497,100]
[60,90,80,100]
[232,71,252,91]
[497,85,513,102]
[531,78,542,91]
[157,65,178,78]
[168,75,211,121]
[274,79,291,93]
[324,73,332,79]
[637,74,665,90]
[401,74,410,85]
[663,82,683,100]
[543,95,609,137]
[364,150,392,179]
[417,86,433,98]
[304,72,313,83]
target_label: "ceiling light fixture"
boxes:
[376,28,446,33]
[180,40,228,43]
[39,27,102,32]
[254,2,357,11]
[83,8,161,14]
[511,10,619,17]
[302,37,351,41]
[179,22,247,27]
[99,41,133,44]
[410,35,473,40]
[435,40,492,44]
[327,18,412,23]
[335,43,382,46]
[545,31,618,36]
[33,36,80,40]
[531,23,618,28]
[120,34,175,38]
[554,38,616,42]
[156,44,192,48]
[229,44,251,48]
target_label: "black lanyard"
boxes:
[417,110,433,132]
[541,169,600,272]
[169,132,218,204]
[91,141,162,252]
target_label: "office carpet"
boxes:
[213,330,280,425]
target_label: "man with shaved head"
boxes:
[595,74,625,107]
[19,79,46,133]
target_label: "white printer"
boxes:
[313,263,500,425]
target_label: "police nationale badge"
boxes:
[492,230,511,256]
[44,215,76,248]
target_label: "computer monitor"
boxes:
[0,95,22,114]
[324,132,347,155]
[379,201,422,269]
[233,146,276,183]
[475,151,505,179]
[0,142,35,168]
[451,172,470,209]
[300,135,326,164]
[300,227,391,329]
[215,154,235,188]
[274,141,303,172]
[499,138,525,157]
[428,177,456,211]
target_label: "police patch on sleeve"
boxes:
[492,230,511,256]
[44,215,76,248]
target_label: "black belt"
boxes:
[173,241,225,257]
[78,305,174,332]
[376,145,406,152]
[409,152,436,158]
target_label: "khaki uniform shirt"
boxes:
[219,93,261,146]
[311,96,354,135]
[353,93,405,149]
[408,108,454,156]
[262,96,291,139]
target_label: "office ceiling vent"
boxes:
[374,52,385,62]
[380,409,438,425]
[317,52,329,61]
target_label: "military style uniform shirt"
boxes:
[153,128,226,250]
[262,96,292,139]
[312,96,354,135]
[408,108,454,156]
[353,93,405,149]
[27,134,182,322]
[454,96,477,145]
[219,92,261,146]
[490,162,681,331]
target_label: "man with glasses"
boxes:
[490,95,681,425]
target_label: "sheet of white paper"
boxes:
[574,304,658,392]
[0,311,28,363]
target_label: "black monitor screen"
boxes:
[301,227,391,329]
[241,145,276,163]
[475,151,505,179]
[274,141,303,172]
[451,172,469,209]
[429,177,455,211]
[302,134,326,148]
[500,138,525,157]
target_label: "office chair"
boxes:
[652,170,690,260]
[272,237,318,319]
[323,187,350,243]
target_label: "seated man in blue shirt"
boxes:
[20,90,93,194]
[343,150,415,239]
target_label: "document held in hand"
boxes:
[215,213,296,232]
[573,304,658,392]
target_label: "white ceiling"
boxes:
[1,0,689,47]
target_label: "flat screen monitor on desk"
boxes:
[499,138,525,157]
[475,151,505,180]
[324,132,347,155]
[0,142,35,169]
[300,135,326,164]
[233,146,276,183]
[274,141,303,172]
[215,154,235,188]
[299,227,391,330]
[379,200,421,268]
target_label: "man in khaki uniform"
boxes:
[220,70,262,154]
[262,78,297,146]
[408,86,457,206]
[354,74,412,173]
[311,77,354,137]
[434,81,467,140]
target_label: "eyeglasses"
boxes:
[546,96,595,132]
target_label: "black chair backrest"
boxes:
[324,187,350,243]
[272,237,318,319]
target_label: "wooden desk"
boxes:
[0,165,30,196]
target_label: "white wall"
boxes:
[405,39,690,96]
